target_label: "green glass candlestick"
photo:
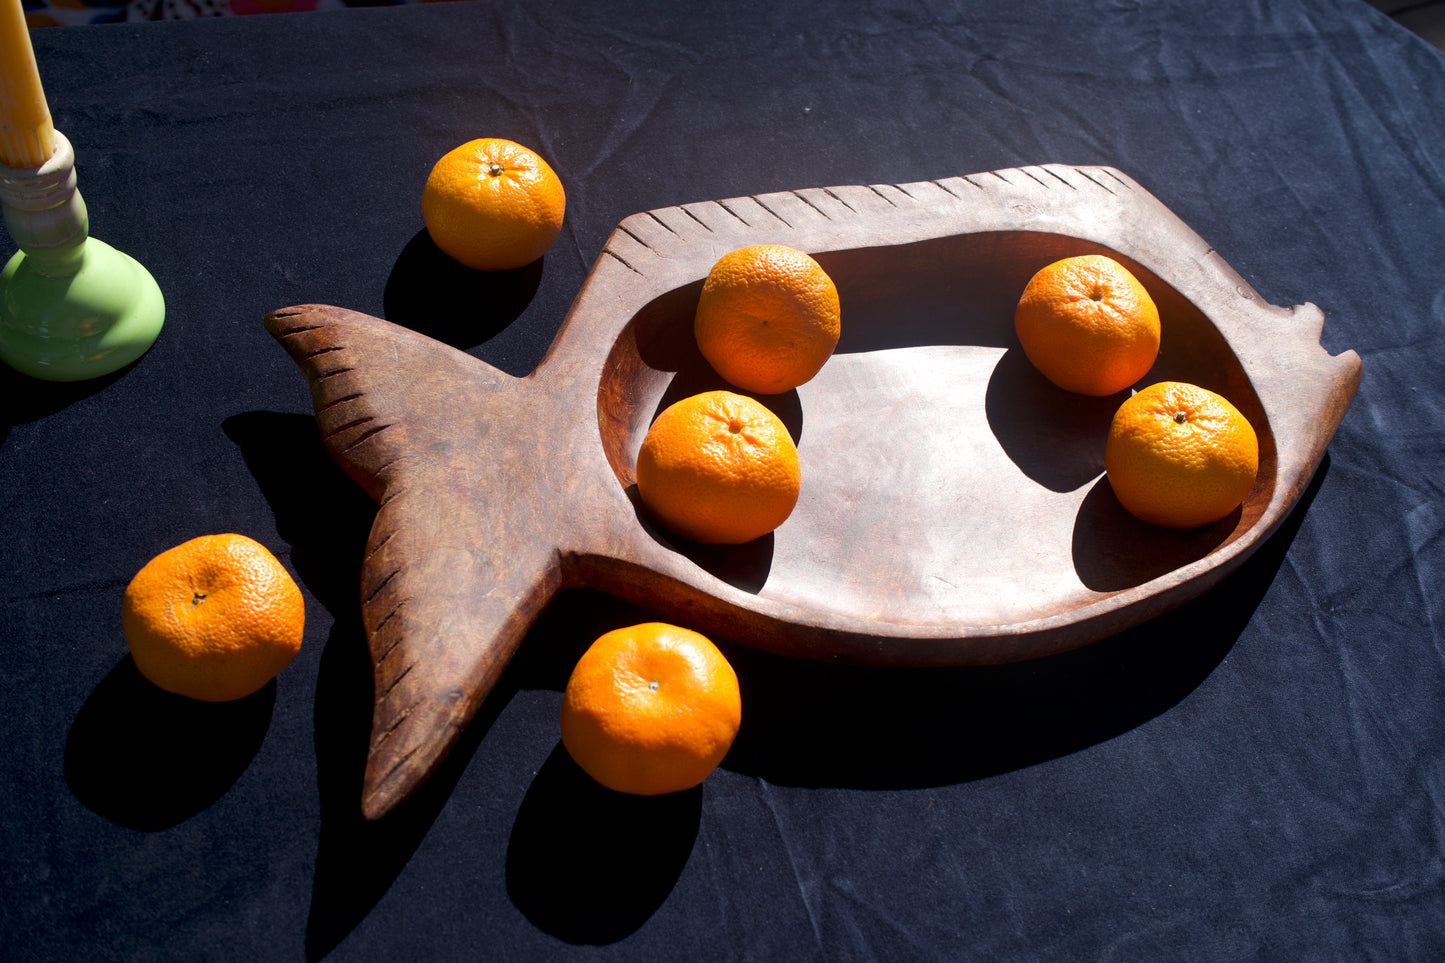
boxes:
[0,131,164,381]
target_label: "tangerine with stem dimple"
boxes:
[421,138,566,272]
[122,533,305,702]
[635,389,801,545]
[1014,254,1161,396]
[560,622,742,796]
[1105,381,1260,529]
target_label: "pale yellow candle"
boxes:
[0,0,55,167]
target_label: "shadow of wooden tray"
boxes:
[265,164,1361,819]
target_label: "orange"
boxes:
[635,389,801,544]
[1105,381,1260,529]
[560,622,742,795]
[122,534,305,702]
[421,137,566,271]
[1014,254,1161,396]
[694,244,841,394]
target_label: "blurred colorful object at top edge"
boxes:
[24,0,455,27]
[22,0,1445,51]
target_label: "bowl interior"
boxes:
[597,230,1275,629]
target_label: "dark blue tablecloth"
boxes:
[3,0,1443,958]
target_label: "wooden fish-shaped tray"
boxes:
[265,165,1360,819]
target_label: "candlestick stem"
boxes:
[0,131,164,381]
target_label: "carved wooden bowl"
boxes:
[265,165,1360,818]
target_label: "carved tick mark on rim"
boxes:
[605,249,643,276]
[646,211,681,236]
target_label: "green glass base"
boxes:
[0,237,165,382]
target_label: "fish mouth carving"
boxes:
[266,165,1360,819]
